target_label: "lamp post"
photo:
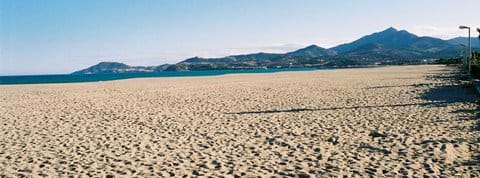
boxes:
[459,25,471,72]
[460,44,466,68]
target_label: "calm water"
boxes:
[0,68,319,85]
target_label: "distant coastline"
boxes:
[71,27,477,76]
[0,65,398,85]
[3,27,478,84]
[0,67,316,85]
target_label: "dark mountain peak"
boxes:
[296,44,328,51]
[372,27,407,38]
[285,44,336,58]
[186,56,201,60]
[331,27,421,54]
[369,27,399,37]
[304,44,322,49]
[94,61,130,68]
[71,61,133,74]
[183,56,205,63]
[383,27,398,33]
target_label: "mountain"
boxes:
[447,37,480,48]
[73,27,464,74]
[172,53,285,71]
[331,27,416,54]
[339,43,423,59]
[284,45,336,58]
[182,53,284,64]
[72,62,170,74]
[329,27,460,61]
[330,27,457,56]
[173,45,339,70]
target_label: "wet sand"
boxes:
[0,65,479,177]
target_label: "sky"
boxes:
[1,0,479,75]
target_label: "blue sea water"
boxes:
[0,68,319,85]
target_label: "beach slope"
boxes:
[0,65,478,177]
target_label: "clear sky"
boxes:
[1,0,479,75]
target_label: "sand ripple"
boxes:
[0,65,479,177]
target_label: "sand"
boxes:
[0,65,479,177]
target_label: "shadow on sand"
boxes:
[225,65,480,168]
[424,67,479,168]
[224,102,449,115]
[364,83,433,89]
[226,66,476,115]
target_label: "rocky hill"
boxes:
[72,27,466,74]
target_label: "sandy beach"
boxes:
[0,65,479,177]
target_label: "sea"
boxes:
[0,68,320,85]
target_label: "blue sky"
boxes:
[1,0,479,75]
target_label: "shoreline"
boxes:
[0,64,428,86]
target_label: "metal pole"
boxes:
[464,48,467,69]
[460,26,472,72]
[462,45,467,69]
[468,28,471,73]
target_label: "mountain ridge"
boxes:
[72,27,469,74]
[447,37,480,48]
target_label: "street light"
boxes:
[460,44,466,68]
[459,25,471,72]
